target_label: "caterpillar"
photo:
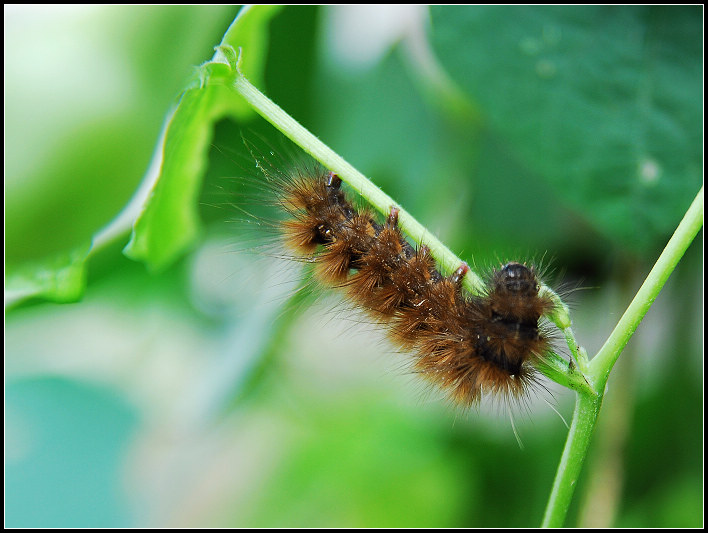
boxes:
[239,147,558,407]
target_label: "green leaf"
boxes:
[124,5,282,271]
[429,6,702,253]
[5,242,92,307]
[123,65,240,271]
[5,6,240,306]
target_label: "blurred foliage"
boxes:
[5,5,240,263]
[430,6,702,254]
[6,377,138,527]
[5,5,241,301]
[5,5,702,528]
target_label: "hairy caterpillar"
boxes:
[233,144,559,407]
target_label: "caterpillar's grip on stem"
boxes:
[267,164,560,405]
[218,44,591,396]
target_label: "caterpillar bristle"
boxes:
[243,151,558,408]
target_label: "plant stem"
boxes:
[224,47,580,315]
[588,186,704,384]
[219,48,591,393]
[230,64,484,292]
[221,47,704,529]
[541,390,603,527]
[541,186,703,527]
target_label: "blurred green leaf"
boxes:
[5,6,239,304]
[124,6,282,271]
[236,403,470,528]
[429,6,702,253]
[5,242,92,307]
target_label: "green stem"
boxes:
[541,390,603,527]
[230,63,484,292]
[541,186,703,527]
[588,186,704,384]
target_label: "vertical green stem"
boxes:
[541,390,603,527]
[542,186,702,527]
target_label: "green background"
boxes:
[5,5,703,527]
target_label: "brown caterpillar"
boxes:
[253,158,557,407]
